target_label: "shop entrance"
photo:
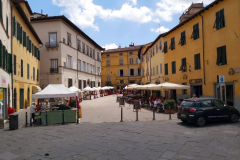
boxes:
[170,89,177,102]
[216,83,234,106]
[191,85,202,98]
[19,89,24,109]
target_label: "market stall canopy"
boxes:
[83,86,94,91]
[69,86,81,93]
[136,82,190,90]
[97,87,102,90]
[106,86,114,89]
[126,84,142,89]
[32,84,76,99]
[102,86,110,90]
[136,84,159,90]
[92,87,100,91]
[32,85,42,94]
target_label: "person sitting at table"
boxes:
[154,98,158,109]
[152,95,156,101]
[157,97,162,112]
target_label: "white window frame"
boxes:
[83,62,86,72]
[78,60,81,71]
[67,56,72,68]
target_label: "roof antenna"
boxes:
[41,9,43,14]
[158,23,161,35]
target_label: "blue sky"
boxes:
[28,0,214,50]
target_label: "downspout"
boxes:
[76,35,78,86]
[200,14,206,85]
[11,4,14,109]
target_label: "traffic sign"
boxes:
[217,75,225,83]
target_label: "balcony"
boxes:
[105,81,111,86]
[45,42,59,48]
[50,68,58,73]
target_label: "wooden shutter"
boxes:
[0,0,2,20]
[8,53,12,73]
[220,9,225,28]
[165,63,168,75]
[183,31,186,45]
[29,39,31,53]
[26,36,29,50]
[27,64,29,79]
[14,55,16,75]
[216,47,221,65]
[23,31,26,47]
[20,27,22,44]
[172,61,176,74]
[215,11,220,29]
[2,45,5,69]
[221,46,227,65]
[6,16,8,34]
[134,68,138,76]
[0,40,2,67]
[194,54,198,70]
[33,67,35,81]
[38,50,40,60]
[13,17,16,37]
[17,22,20,41]
[37,69,39,81]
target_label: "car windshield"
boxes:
[181,101,194,107]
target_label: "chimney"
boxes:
[129,42,134,47]
[179,2,204,23]
[119,44,121,48]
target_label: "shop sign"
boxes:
[235,68,240,73]
[0,88,3,101]
[217,75,225,83]
[189,79,202,84]
[1,76,6,87]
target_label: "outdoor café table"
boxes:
[40,110,77,125]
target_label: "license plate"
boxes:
[181,114,186,117]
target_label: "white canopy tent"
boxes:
[69,86,82,93]
[32,84,76,99]
[136,82,190,90]
[83,86,94,91]
[102,86,110,90]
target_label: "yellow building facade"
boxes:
[12,1,42,111]
[140,0,240,109]
[102,44,142,90]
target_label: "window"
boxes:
[98,67,100,75]
[50,59,58,73]
[33,67,35,81]
[129,58,134,64]
[97,52,100,61]
[120,80,124,84]
[83,62,86,72]
[172,61,176,74]
[129,80,135,84]
[87,46,89,55]
[153,67,155,76]
[67,56,72,68]
[156,44,158,53]
[182,83,187,94]
[82,43,85,53]
[191,23,199,40]
[119,53,123,56]
[93,65,95,74]
[160,63,162,74]
[90,48,92,57]
[169,37,175,50]
[90,64,92,73]
[136,58,140,64]
[214,9,225,30]
[119,69,124,77]
[179,31,186,46]
[107,69,110,75]
[106,54,110,57]
[37,69,39,81]
[27,63,29,79]
[163,41,167,53]
[156,65,158,75]
[180,58,187,72]
[165,63,168,75]
[130,69,134,76]
[119,59,123,65]
[78,80,82,90]
[212,100,225,107]
[49,33,57,47]
[129,52,133,55]
[14,55,16,75]
[93,50,95,59]
[78,60,81,71]
[194,53,201,70]
[83,80,86,88]
[21,59,23,77]
[86,63,89,73]
[77,39,81,51]
[68,79,72,88]
[152,48,155,56]
[106,60,110,66]
[216,46,227,65]
[107,76,111,82]
[98,82,101,87]
[67,33,71,46]
[159,41,162,50]
[138,69,141,76]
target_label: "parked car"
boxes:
[177,98,240,127]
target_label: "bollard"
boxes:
[169,107,172,120]
[25,112,28,127]
[76,109,79,124]
[153,108,155,121]
[62,110,65,125]
[120,107,123,122]
[45,111,48,126]
[136,109,139,121]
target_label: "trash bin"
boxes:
[9,113,18,130]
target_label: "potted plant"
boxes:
[164,100,176,114]
[24,99,28,109]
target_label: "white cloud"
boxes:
[102,43,118,50]
[150,26,170,34]
[128,0,137,5]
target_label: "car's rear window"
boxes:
[181,101,194,107]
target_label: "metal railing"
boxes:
[45,42,59,48]
[50,68,58,73]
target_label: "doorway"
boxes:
[171,90,177,102]
[19,89,24,109]
[191,85,202,98]
[13,88,17,111]
[216,83,234,106]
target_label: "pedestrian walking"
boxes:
[30,102,36,126]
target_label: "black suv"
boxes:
[178,98,240,126]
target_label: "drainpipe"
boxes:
[76,35,78,86]
[11,4,13,109]
[200,14,206,85]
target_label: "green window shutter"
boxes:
[0,0,2,20]
[13,17,16,37]
[37,69,39,81]
[8,53,12,73]
[17,22,20,41]
[198,54,201,69]
[216,47,221,65]
[221,46,227,65]
[35,46,37,58]
[27,64,29,79]
[14,55,16,75]
[220,9,225,28]
[2,45,5,69]
[29,40,31,53]
[6,16,8,34]
[165,63,168,75]
[5,50,8,71]
[38,50,40,60]
[0,40,2,67]
[33,67,35,81]
[23,31,26,47]
[20,27,22,44]
[26,36,29,50]
[172,61,176,74]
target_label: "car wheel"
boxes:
[196,116,206,127]
[181,119,188,123]
[230,114,239,123]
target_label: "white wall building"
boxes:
[0,0,12,119]
[31,14,102,89]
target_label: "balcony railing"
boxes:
[45,42,59,48]
[105,81,111,86]
[50,68,58,73]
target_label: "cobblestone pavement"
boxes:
[0,95,240,160]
